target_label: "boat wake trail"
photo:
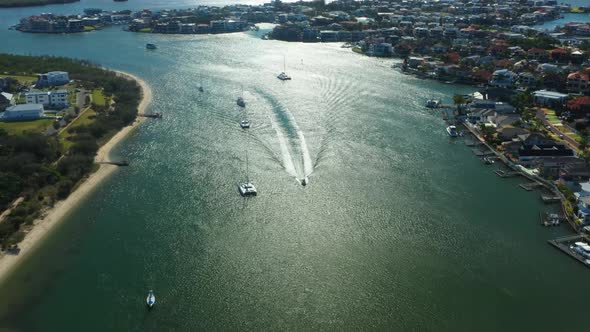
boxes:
[257,91,313,183]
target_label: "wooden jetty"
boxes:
[519,182,542,191]
[541,195,561,204]
[465,141,483,147]
[138,112,162,119]
[472,149,495,157]
[494,170,518,178]
[548,235,590,268]
[98,160,129,166]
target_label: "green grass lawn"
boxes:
[58,108,96,149]
[139,28,153,33]
[83,26,95,32]
[0,119,53,135]
[91,89,107,107]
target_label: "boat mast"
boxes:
[246,143,250,183]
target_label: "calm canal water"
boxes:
[0,1,589,331]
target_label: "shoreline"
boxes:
[0,70,152,284]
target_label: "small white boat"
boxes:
[146,290,155,308]
[482,157,495,165]
[240,119,250,129]
[446,125,458,137]
[426,99,440,108]
[238,182,257,196]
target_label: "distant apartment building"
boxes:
[36,71,69,87]
[25,90,69,107]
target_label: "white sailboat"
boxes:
[146,290,155,308]
[238,147,257,196]
[277,56,292,81]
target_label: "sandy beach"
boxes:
[0,71,152,284]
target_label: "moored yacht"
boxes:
[426,99,440,108]
[446,125,458,137]
[146,290,155,308]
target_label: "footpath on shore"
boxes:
[0,71,153,284]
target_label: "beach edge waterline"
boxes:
[0,70,153,285]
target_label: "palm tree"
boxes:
[453,94,466,112]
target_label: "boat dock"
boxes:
[138,112,162,118]
[548,235,590,268]
[541,195,561,204]
[98,160,129,166]
[494,170,518,178]
[472,149,495,157]
[519,182,542,191]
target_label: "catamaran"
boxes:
[277,56,292,81]
[238,147,257,196]
[146,290,155,308]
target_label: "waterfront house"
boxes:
[25,90,68,108]
[36,71,69,87]
[1,104,44,122]
[518,140,575,168]
[497,126,530,141]
[489,69,517,88]
[532,90,568,107]
[567,71,590,94]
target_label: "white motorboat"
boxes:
[446,125,458,137]
[240,119,250,129]
[146,290,155,308]
[426,99,440,108]
[238,182,257,196]
[277,56,292,80]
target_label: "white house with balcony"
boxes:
[25,90,69,108]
